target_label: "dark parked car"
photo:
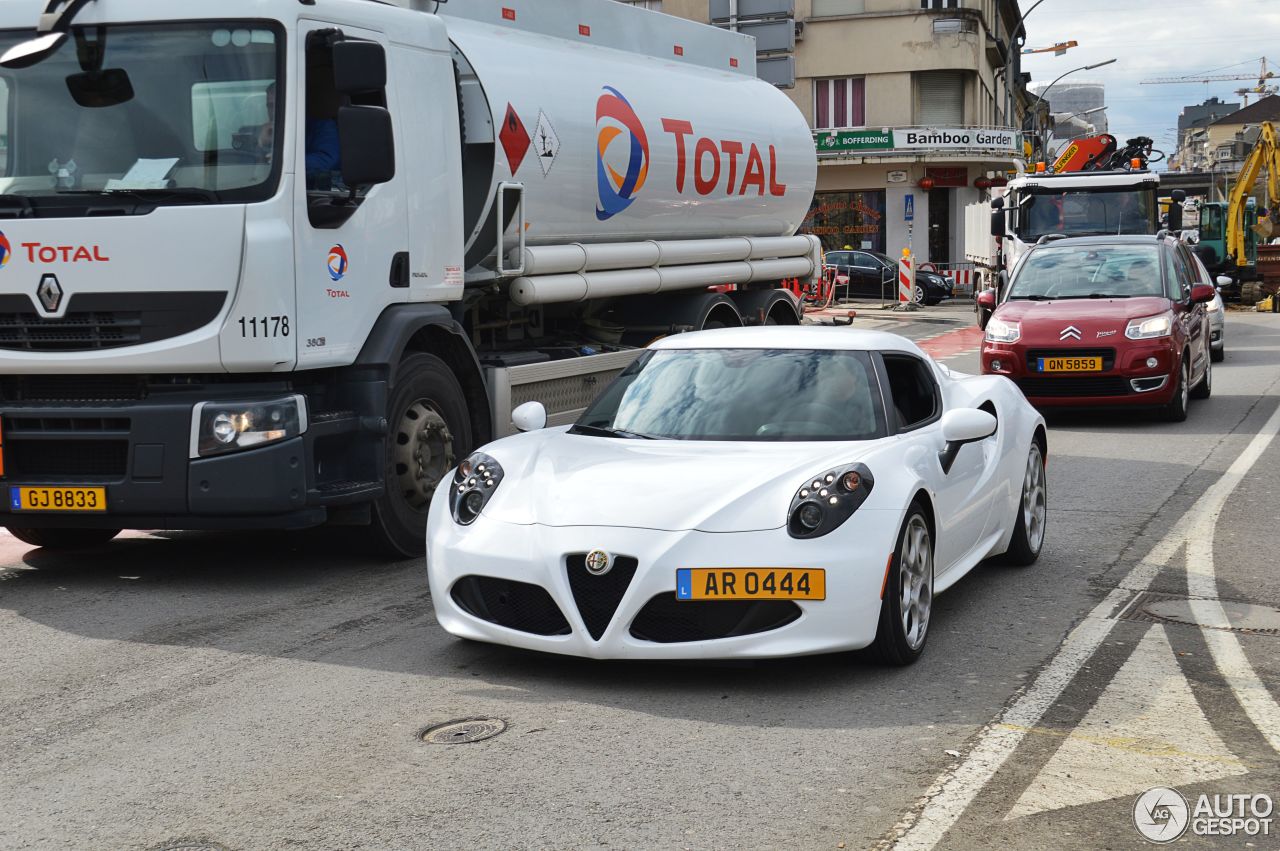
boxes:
[824,250,953,305]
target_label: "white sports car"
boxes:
[426,327,1047,664]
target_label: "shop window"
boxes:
[814,77,865,130]
[802,190,887,254]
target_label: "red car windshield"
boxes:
[1009,244,1168,300]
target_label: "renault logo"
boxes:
[1059,325,1082,341]
[584,549,613,576]
[36,274,63,313]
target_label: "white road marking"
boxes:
[885,395,1280,851]
[1005,626,1247,820]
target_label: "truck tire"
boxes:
[369,353,473,558]
[7,528,120,549]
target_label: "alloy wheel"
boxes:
[1022,443,1047,554]
[899,516,933,651]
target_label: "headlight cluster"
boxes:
[788,463,875,539]
[1126,312,1173,340]
[192,396,306,458]
[984,317,1021,343]
[451,452,503,525]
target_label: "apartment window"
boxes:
[921,0,960,8]
[814,77,865,129]
[916,71,964,125]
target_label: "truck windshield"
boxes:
[0,22,282,214]
[1008,243,1169,300]
[572,348,887,442]
[1015,187,1157,241]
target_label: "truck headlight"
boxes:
[1125,312,1174,340]
[191,395,307,458]
[452,452,504,525]
[984,317,1020,343]
[788,463,874,539]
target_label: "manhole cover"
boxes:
[421,718,507,745]
[1121,592,1280,636]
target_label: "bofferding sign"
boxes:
[896,128,1020,152]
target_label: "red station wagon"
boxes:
[978,235,1215,421]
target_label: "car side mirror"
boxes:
[938,409,996,474]
[1216,275,1233,287]
[1190,283,1216,304]
[339,105,395,186]
[976,288,997,310]
[512,401,547,433]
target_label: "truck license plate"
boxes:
[1038,356,1102,373]
[676,568,825,601]
[9,486,107,513]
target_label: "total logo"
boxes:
[0,231,109,267]
[327,244,348,282]
[594,86,788,221]
[595,87,649,222]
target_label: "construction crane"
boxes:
[1142,58,1278,104]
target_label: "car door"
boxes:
[1170,243,1209,382]
[824,251,850,290]
[878,353,994,572]
[850,252,885,297]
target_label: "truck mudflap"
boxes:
[0,375,386,531]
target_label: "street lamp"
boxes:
[1050,106,1107,146]
[1004,0,1052,133]
[1028,59,1117,155]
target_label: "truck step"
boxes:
[310,480,383,505]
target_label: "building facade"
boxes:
[624,0,1034,266]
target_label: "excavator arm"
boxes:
[1226,121,1280,267]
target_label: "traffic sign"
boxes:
[905,194,914,222]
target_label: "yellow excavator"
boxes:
[1193,121,1280,303]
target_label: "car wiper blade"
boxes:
[1009,294,1055,300]
[1059,293,1132,299]
[570,423,659,440]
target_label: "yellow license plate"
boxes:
[676,568,826,601]
[1039,356,1102,373]
[9,486,107,513]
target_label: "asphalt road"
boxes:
[2,305,1279,851]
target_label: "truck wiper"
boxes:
[57,187,220,203]
[570,423,659,440]
[0,194,34,218]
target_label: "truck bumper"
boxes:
[0,383,379,530]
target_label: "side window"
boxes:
[1172,246,1195,300]
[852,252,876,269]
[882,354,941,431]
[826,252,848,266]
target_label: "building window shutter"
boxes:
[917,71,964,125]
[816,79,830,128]
[850,77,865,125]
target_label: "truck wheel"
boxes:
[7,528,120,549]
[370,353,473,558]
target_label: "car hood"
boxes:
[477,428,896,533]
[995,296,1171,340]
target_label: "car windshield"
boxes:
[1015,187,1157,241]
[0,22,281,215]
[1008,244,1165,300]
[573,348,887,442]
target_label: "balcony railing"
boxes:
[813,125,1023,159]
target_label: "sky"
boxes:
[1017,0,1280,169]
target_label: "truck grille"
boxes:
[4,439,129,479]
[0,375,149,403]
[0,292,225,352]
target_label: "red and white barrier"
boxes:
[897,255,914,303]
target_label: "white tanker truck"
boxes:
[0,0,819,555]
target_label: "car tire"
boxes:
[7,527,121,549]
[873,502,933,666]
[1160,358,1190,422]
[368,353,473,559]
[1210,344,1225,363]
[1190,355,1212,400]
[913,285,926,304]
[996,441,1047,567]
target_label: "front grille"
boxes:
[630,594,802,643]
[0,292,225,352]
[450,576,571,636]
[1024,348,1116,371]
[5,416,130,434]
[0,375,148,403]
[1016,376,1132,397]
[566,553,639,641]
[4,439,129,479]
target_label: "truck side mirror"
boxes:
[1168,190,1185,232]
[990,197,1006,238]
[339,105,395,187]
[332,40,386,94]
